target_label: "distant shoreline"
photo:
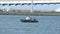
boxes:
[0,14,60,16]
[0,11,60,16]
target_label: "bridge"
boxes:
[0,0,60,12]
[0,0,60,5]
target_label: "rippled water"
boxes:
[0,15,60,34]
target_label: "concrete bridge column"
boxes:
[31,0,33,12]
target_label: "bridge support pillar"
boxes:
[31,0,33,12]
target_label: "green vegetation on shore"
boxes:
[0,11,60,16]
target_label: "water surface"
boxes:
[0,15,60,34]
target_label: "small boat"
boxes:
[20,17,38,22]
[21,19,38,22]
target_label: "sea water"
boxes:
[0,15,60,34]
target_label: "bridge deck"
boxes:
[0,1,60,4]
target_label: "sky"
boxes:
[0,4,60,11]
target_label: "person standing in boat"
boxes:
[25,17,31,20]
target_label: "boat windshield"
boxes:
[25,17,31,20]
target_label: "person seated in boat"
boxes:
[34,18,36,21]
[25,17,31,20]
